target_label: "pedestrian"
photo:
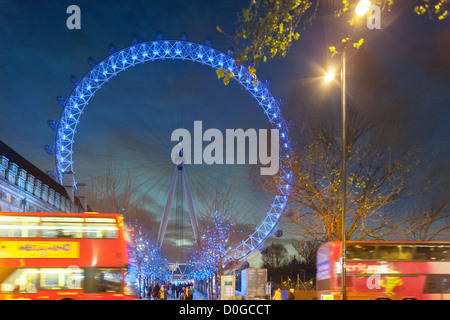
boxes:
[180,287,185,300]
[272,288,282,300]
[171,283,176,298]
[184,286,190,300]
[287,288,295,300]
[147,283,153,299]
[152,283,160,300]
[159,286,167,300]
[188,285,195,300]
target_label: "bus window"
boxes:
[39,268,84,290]
[443,275,450,293]
[424,275,450,293]
[375,245,400,260]
[41,217,84,238]
[0,216,39,238]
[431,245,450,261]
[0,268,15,286]
[414,245,450,261]
[1,268,38,294]
[347,244,375,260]
[85,218,118,239]
[398,245,414,260]
[442,246,450,261]
[93,268,122,293]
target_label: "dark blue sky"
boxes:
[0,1,448,262]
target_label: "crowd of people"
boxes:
[145,282,196,300]
[144,282,295,301]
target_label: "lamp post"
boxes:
[323,47,347,300]
[340,46,347,301]
[323,0,371,301]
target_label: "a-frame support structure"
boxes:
[157,147,200,248]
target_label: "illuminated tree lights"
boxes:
[129,221,170,284]
[187,211,233,281]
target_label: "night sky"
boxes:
[0,1,448,263]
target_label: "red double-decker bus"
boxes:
[0,211,137,300]
[317,241,450,300]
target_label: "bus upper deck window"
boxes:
[0,216,39,238]
[348,244,375,260]
[376,245,400,260]
[398,245,414,260]
[40,217,84,238]
[85,218,118,239]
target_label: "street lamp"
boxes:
[323,71,335,83]
[340,46,347,301]
[323,32,348,304]
[355,0,372,16]
[323,0,371,300]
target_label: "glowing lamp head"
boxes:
[356,0,371,16]
[324,71,335,83]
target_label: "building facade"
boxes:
[0,140,86,213]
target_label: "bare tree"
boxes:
[189,183,253,299]
[196,183,255,247]
[292,239,323,267]
[87,161,148,224]
[407,200,450,241]
[253,50,448,242]
[262,243,290,269]
[402,155,450,241]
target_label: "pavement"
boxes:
[167,290,209,300]
[141,290,209,300]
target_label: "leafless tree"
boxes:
[292,239,323,267]
[87,160,148,224]
[189,183,254,299]
[252,50,448,242]
[402,155,450,241]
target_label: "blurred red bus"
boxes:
[0,211,137,300]
[317,241,450,300]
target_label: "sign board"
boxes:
[0,241,80,258]
[241,268,267,300]
[220,275,235,300]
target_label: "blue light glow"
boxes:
[54,39,293,262]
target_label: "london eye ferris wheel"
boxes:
[47,35,293,263]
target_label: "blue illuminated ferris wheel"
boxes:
[50,36,293,261]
